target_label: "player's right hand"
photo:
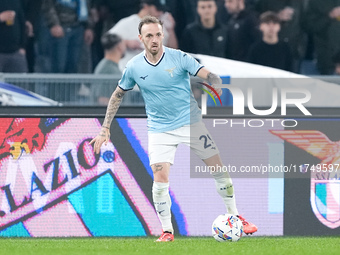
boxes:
[89,127,110,154]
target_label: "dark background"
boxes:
[284,119,340,235]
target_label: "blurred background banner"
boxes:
[0,114,284,237]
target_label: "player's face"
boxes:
[139,23,164,56]
[197,1,217,20]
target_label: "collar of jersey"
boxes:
[143,48,165,67]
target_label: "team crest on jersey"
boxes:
[270,130,340,229]
[165,67,176,77]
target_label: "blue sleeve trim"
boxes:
[193,66,204,76]
[118,85,134,91]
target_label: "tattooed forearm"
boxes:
[207,72,222,85]
[102,88,126,128]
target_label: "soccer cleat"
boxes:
[237,215,258,235]
[155,231,174,242]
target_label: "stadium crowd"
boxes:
[1,0,340,76]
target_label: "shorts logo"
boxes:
[271,130,340,229]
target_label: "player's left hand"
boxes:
[89,127,110,154]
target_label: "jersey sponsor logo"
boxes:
[165,67,176,77]
[271,130,340,229]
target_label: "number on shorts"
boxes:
[199,134,213,149]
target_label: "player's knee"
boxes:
[152,163,170,182]
[153,171,169,183]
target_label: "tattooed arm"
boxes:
[90,87,126,154]
[102,87,126,128]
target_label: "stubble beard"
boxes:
[150,45,159,56]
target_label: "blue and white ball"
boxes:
[212,214,243,242]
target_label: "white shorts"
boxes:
[148,121,220,165]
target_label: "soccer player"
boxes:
[90,15,257,242]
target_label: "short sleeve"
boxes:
[118,66,135,91]
[180,51,204,76]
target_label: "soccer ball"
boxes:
[212,214,243,242]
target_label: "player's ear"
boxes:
[138,34,142,42]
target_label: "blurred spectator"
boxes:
[180,0,228,58]
[255,0,307,73]
[166,0,197,41]
[42,0,94,73]
[333,51,340,75]
[22,0,43,73]
[248,11,293,71]
[93,0,140,23]
[304,0,340,75]
[160,8,178,48]
[108,0,178,71]
[90,1,116,69]
[0,0,28,72]
[217,0,257,23]
[94,33,125,105]
[34,12,52,73]
[216,0,230,24]
[94,33,125,75]
[224,0,260,62]
[246,0,258,10]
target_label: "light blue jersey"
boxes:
[119,46,203,133]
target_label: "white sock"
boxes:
[152,182,173,233]
[212,171,239,215]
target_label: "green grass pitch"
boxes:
[1,236,339,255]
